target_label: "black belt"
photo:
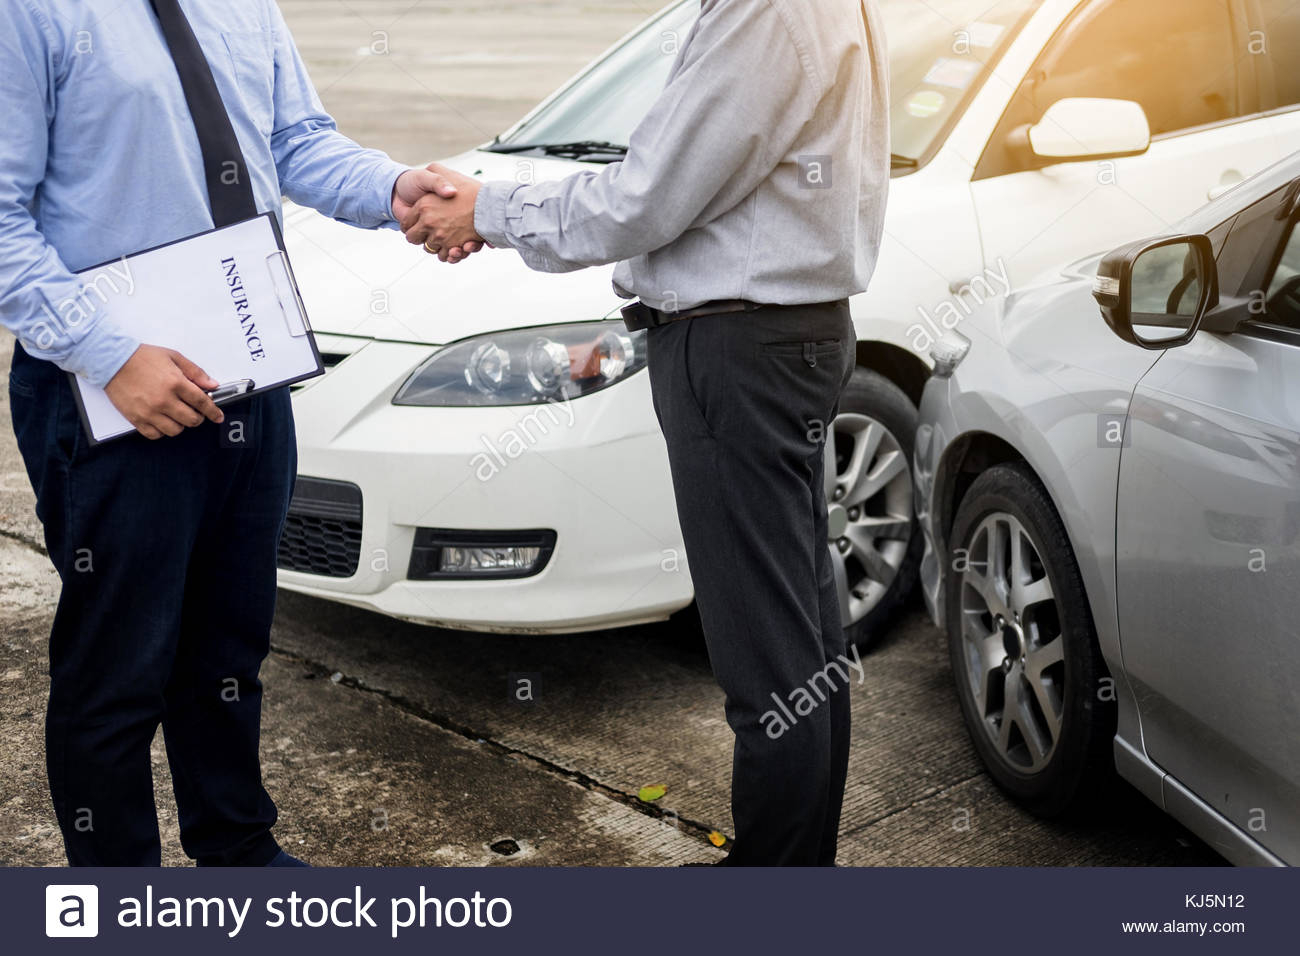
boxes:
[621,298,763,333]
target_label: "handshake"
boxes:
[391,163,487,265]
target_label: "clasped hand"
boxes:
[394,163,485,264]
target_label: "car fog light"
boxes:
[408,529,557,580]
[441,546,540,574]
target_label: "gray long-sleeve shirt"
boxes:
[473,0,890,312]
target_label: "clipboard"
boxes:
[67,213,324,445]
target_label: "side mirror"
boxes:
[1093,235,1217,350]
[1025,97,1151,162]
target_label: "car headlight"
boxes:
[392,321,647,407]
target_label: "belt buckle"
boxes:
[621,301,662,332]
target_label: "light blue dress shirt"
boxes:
[0,0,408,387]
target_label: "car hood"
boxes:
[283,150,623,346]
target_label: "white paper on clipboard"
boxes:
[69,213,323,444]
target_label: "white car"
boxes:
[278,0,1300,639]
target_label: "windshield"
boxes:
[494,0,1040,165]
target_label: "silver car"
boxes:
[916,154,1300,866]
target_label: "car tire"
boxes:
[830,368,924,652]
[944,463,1115,818]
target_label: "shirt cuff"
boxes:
[64,319,140,389]
[370,160,412,229]
[473,180,518,249]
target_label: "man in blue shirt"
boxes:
[0,0,465,866]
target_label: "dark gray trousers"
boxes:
[647,301,856,866]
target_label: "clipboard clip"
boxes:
[265,250,312,337]
[208,379,255,403]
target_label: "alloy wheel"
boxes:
[824,413,914,628]
[957,512,1065,774]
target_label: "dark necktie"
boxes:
[147,0,259,227]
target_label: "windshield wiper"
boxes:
[490,140,913,169]
[491,139,911,169]
[485,140,629,161]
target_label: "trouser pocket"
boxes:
[759,339,845,368]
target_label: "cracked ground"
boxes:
[1,1,1224,868]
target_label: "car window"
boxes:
[1214,183,1292,297]
[1250,1,1300,111]
[1264,223,1300,327]
[1035,0,1242,137]
[1210,177,1300,330]
[975,0,1245,180]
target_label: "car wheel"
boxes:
[826,368,923,652]
[944,463,1115,817]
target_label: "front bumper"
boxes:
[278,337,692,633]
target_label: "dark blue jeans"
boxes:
[647,302,856,866]
[9,343,296,866]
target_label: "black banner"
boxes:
[9,865,1292,953]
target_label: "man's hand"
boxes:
[391,166,458,220]
[393,165,484,262]
[103,345,225,440]
[400,164,485,264]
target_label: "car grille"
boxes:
[289,351,352,392]
[277,477,363,578]
[318,351,352,371]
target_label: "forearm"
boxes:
[473,181,595,273]
[275,123,407,229]
[472,166,679,271]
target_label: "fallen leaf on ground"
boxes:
[638,784,667,802]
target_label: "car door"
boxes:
[970,0,1281,292]
[1114,177,1300,864]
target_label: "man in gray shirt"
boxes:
[404,0,889,866]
